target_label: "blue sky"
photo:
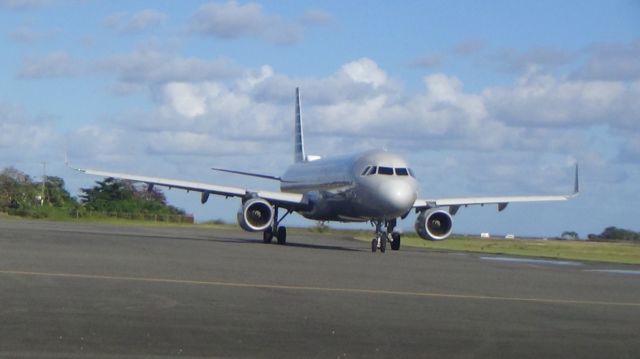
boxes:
[1,0,639,238]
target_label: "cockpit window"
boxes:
[378,166,394,175]
[363,165,415,177]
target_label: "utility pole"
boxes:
[41,161,47,206]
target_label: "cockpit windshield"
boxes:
[361,166,415,177]
[378,166,394,175]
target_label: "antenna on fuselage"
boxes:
[294,87,306,163]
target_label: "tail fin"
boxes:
[294,87,306,163]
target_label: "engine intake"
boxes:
[415,208,453,241]
[237,198,274,232]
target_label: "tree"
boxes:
[80,178,185,215]
[0,167,38,210]
[560,231,579,240]
[588,227,640,241]
[39,176,75,207]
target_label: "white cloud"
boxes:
[0,121,54,156]
[483,70,634,128]
[53,55,639,190]
[0,103,59,165]
[129,57,636,163]
[340,58,387,89]
[103,9,167,34]
[161,82,216,118]
[237,65,274,91]
[189,1,302,45]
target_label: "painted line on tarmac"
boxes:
[480,256,582,266]
[1,269,639,308]
[585,269,640,275]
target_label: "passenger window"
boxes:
[395,168,409,176]
[361,166,371,176]
[378,166,394,175]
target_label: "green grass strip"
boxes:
[356,234,640,265]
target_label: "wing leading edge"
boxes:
[73,167,307,210]
[413,164,579,214]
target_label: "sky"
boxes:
[0,0,639,238]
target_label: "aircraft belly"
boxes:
[299,188,391,222]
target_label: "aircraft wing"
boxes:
[413,164,579,214]
[73,167,307,209]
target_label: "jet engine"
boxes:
[237,198,274,232]
[415,208,453,241]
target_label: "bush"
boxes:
[588,227,640,242]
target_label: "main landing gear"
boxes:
[263,206,292,245]
[370,219,401,253]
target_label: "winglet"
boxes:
[572,163,580,196]
[294,87,306,163]
[64,145,80,171]
[64,145,69,168]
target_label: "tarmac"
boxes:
[0,218,639,358]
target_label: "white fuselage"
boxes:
[280,150,418,222]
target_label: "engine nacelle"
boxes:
[415,208,453,241]
[237,198,274,232]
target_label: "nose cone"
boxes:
[379,180,417,215]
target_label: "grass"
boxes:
[3,211,638,265]
[355,234,640,265]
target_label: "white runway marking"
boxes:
[480,256,582,266]
[585,269,640,275]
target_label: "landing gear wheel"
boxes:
[263,227,273,244]
[390,232,401,251]
[371,238,377,252]
[379,234,387,253]
[276,226,287,245]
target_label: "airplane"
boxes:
[72,88,579,253]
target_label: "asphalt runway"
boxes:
[1,218,639,358]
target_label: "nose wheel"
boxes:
[371,232,388,253]
[390,231,401,251]
[370,219,399,253]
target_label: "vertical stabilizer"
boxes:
[294,87,306,163]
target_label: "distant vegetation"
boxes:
[0,166,188,222]
[588,227,640,242]
[79,177,185,216]
[0,166,77,219]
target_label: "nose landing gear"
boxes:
[370,219,401,253]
